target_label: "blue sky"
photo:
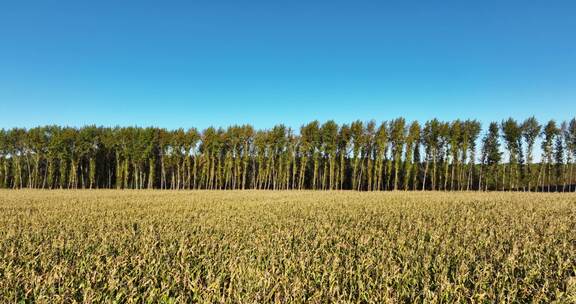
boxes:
[1,0,575,131]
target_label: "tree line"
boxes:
[0,117,575,191]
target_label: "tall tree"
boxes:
[362,121,376,191]
[521,117,541,192]
[438,122,451,191]
[448,120,462,191]
[566,118,576,192]
[501,118,522,191]
[422,119,441,191]
[320,121,338,190]
[0,129,8,188]
[299,121,320,190]
[389,118,406,191]
[554,128,565,192]
[337,124,351,190]
[350,121,364,191]
[403,121,420,191]
[464,120,481,190]
[26,127,48,188]
[372,122,388,191]
[540,120,558,192]
[480,122,502,191]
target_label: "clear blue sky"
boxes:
[1,0,575,131]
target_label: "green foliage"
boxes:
[0,117,575,191]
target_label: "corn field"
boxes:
[0,190,575,303]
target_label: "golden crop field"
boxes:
[0,191,575,303]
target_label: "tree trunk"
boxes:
[148,158,155,189]
[393,156,399,191]
[432,152,437,191]
[352,156,359,191]
[422,157,429,191]
[115,152,122,189]
[89,158,96,189]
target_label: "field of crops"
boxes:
[0,191,575,303]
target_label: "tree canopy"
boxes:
[0,118,574,191]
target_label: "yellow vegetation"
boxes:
[0,190,575,303]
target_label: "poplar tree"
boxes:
[554,130,565,192]
[422,119,441,191]
[389,118,406,191]
[541,120,558,192]
[481,122,502,191]
[566,119,576,191]
[373,122,388,191]
[403,121,420,191]
[320,120,338,190]
[350,121,364,191]
[362,121,376,191]
[465,120,481,190]
[0,129,7,188]
[333,124,348,190]
[501,118,522,191]
[521,117,541,191]
[448,120,462,191]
